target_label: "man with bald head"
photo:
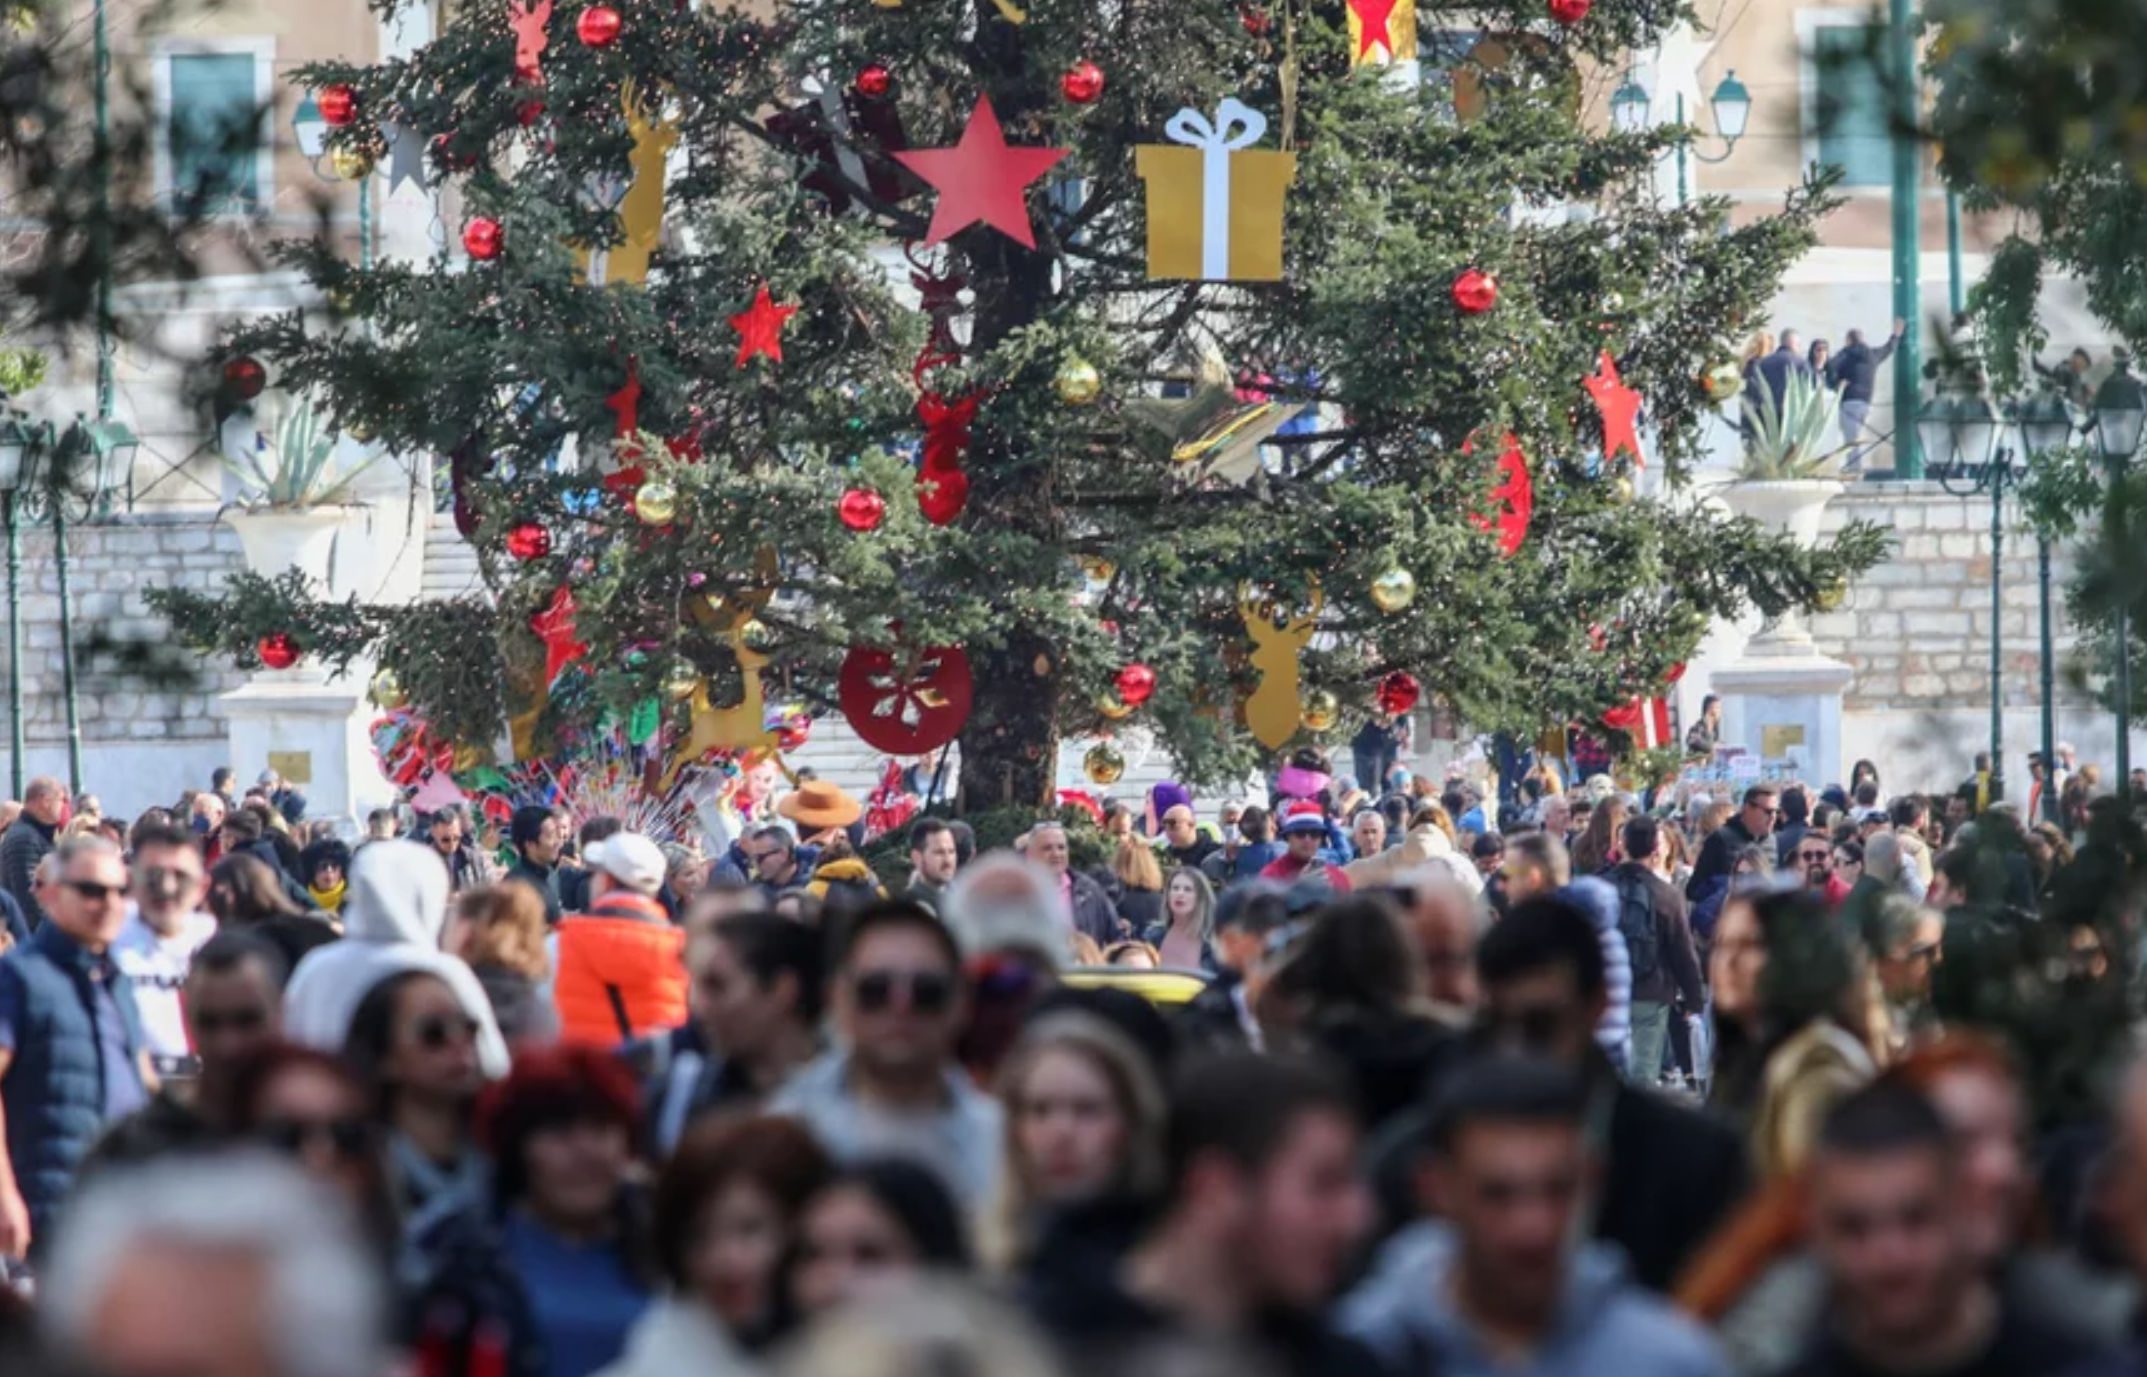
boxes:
[1,776,67,930]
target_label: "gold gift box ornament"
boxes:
[1134,98,1297,283]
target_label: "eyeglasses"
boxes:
[852,969,955,1015]
[1797,850,1831,865]
[139,865,201,890]
[411,1014,480,1050]
[258,1116,372,1161]
[64,879,125,902]
[745,848,788,866]
[192,1007,268,1035]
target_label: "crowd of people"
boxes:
[0,738,2141,1377]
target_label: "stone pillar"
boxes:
[219,676,394,830]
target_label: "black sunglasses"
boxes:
[193,1007,268,1035]
[412,1014,480,1050]
[259,1116,372,1160]
[853,969,955,1015]
[64,879,125,901]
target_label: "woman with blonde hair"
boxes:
[980,1012,1167,1276]
[1108,835,1164,934]
[1569,795,1629,876]
[447,882,558,1044]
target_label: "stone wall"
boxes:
[0,511,246,810]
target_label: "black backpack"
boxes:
[1614,868,1663,986]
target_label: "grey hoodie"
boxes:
[283,840,512,1078]
[1335,1222,1731,1377]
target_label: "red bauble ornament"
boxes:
[1549,0,1591,23]
[1061,60,1105,105]
[505,521,552,561]
[838,488,887,532]
[517,99,547,127]
[855,63,893,99]
[1452,267,1498,314]
[917,468,969,525]
[1241,6,1271,33]
[838,643,975,756]
[576,3,623,46]
[1376,670,1422,717]
[222,356,267,401]
[463,217,504,260]
[256,633,300,670]
[1114,662,1157,707]
[318,84,358,127]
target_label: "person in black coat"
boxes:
[1687,785,1778,902]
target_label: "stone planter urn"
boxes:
[1712,478,1845,655]
[222,506,352,590]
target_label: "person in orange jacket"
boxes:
[551,831,688,1048]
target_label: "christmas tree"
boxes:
[160,0,1885,809]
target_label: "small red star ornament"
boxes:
[1583,350,1645,468]
[729,285,798,368]
[893,96,1068,250]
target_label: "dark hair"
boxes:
[1213,882,1289,936]
[344,970,453,1107]
[208,854,306,923]
[129,822,201,859]
[749,824,797,855]
[476,1046,643,1206]
[1471,831,1505,860]
[579,815,624,848]
[908,818,952,853]
[713,911,827,1024]
[1890,794,1927,829]
[947,820,976,868]
[1238,805,1271,843]
[426,807,465,831]
[221,809,265,843]
[1741,786,1776,809]
[1621,814,1661,862]
[1817,1081,1952,1160]
[190,928,290,993]
[1780,785,1810,825]
[1264,897,1423,1016]
[509,804,555,852]
[1162,1052,1354,1189]
[1476,895,1606,1000]
[298,837,353,887]
[835,901,960,973]
[1428,1055,1588,1155]
[654,1116,834,1289]
[806,1158,971,1269]
[1439,788,1468,820]
[1854,781,1881,808]
[211,767,235,790]
[1834,839,1865,866]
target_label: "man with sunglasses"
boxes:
[769,901,1001,1208]
[0,836,153,1257]
[112,825,218,1081]
[1687,785,1777,903]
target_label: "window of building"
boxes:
[156,42,273,213]
[1807,23,1891,187]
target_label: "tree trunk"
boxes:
[957,629,1061,812]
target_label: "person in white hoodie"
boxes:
[282,838,510,1080]
[1337,1056,1732,1377]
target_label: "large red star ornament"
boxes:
[1349,0,1398,57]
[1583,349,1645,468]
[729,285,798,368]
[893,96,1068,250]
[605,361,642,438]
[530,586,589,684]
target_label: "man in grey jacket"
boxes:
[1337,1057,1731,1377]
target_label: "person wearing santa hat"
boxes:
[1258,802,1354,891]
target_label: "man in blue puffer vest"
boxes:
[0,835,150,1258]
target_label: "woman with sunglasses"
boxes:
[346,969,487,1229]
[220,1041,399,1263]
[788,1158,971,1319]
[407,1047,658,1377]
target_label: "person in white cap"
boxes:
[551,831,689,1049]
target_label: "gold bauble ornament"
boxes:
[738,617,773,653]
[1610,474,1635,504]
[1815,575,1849,612]
[346,418,376,444]
[1055,356,1102,406]
[1077,554,1116,584]
[1096,693,1135,722]
[1369,567,1417,614]
[1083,742,1125,785]
[450,741,488,772]
[330,143,377,181]
[635,478,679,525]
[662,661,700,702]
[1700,360,1744,403]
[368,667,408,710]
[1300,689,1340,733]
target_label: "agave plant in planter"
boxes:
[1738,371,1849,482]
[219,395,384,591]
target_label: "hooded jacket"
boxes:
[282,840,511,1079]
[553,892,688,1049]
[1337,1221,1732,1377]
[1341,824,1484,895]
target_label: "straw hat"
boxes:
[778,779,863,832]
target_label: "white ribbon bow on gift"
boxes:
[1164,98,1268,280]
